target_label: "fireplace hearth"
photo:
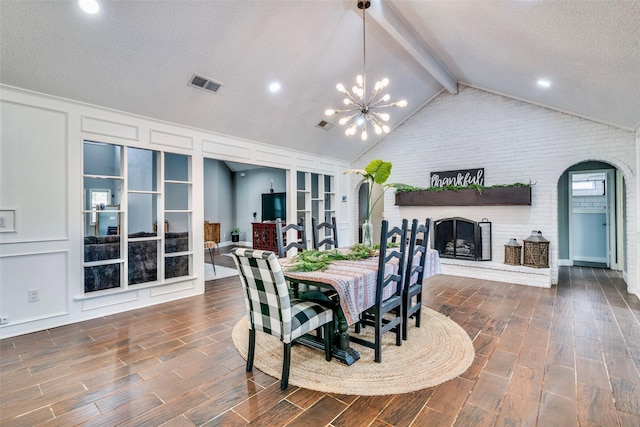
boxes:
[434,217,491,261]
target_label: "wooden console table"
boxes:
[204,222,220,243]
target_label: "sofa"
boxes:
[84,232,190,292]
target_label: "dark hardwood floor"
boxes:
[1,249,639,426]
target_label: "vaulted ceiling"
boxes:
[2,0,639,162]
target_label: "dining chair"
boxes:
[230,248,334,390]
[276,218,307,258]
[402,218,431,340]
[351,219,408,363]
[311,217,339,250]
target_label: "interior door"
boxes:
[570,170,613,267]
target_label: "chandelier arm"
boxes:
[342,90,361,105]
[335,107,362,114]
[361,2,366,105]
[371,103,399,109]
[368,97,391,108]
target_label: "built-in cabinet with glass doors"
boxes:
[296,171,335,248]
[83,141,192,293]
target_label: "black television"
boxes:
[262,192,286,221]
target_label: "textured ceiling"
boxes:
[1,0,639,162]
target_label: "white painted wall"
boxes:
[0,85,350,339]
[351,85,638,294]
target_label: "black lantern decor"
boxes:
[523,230,549,268]
[504,238,522,265]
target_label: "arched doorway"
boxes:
[558,161,625,271]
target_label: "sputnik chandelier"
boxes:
[324,0,407,141]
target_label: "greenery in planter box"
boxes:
[393,181,532,195]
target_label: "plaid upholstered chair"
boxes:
[230,248,334,390]
[402,218,431,340]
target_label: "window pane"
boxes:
[84,141,121,176]
[84,264,121,292]
[165,153,190,181]
[128,147,158,191]
[297,171,306,190]
[84,177,122,209]
[84,232,121,262]
[166,211,189,233]
[165,183,189,210]
[311,173,319,198]
[324,175,332,192]
[165,255,190,279]
[165,231,189,254]
[128,193,158,235]
[324,193,332,210]
[128,240,158,284]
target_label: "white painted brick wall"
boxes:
[351,85,637,290]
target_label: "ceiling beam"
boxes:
[366,0,458,95]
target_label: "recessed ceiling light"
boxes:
[537,79,551,88]
[78,0,99,14]
[269,82,281,93]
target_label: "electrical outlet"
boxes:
[0,316,8,325]
[28,289,39,303]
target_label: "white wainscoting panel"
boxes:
[0,101,67,242]
[0,251,69,325]
[202,138,251,160]
[82,116,139,141]
[150,129,194,150]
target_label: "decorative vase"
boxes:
[361,219,374,248]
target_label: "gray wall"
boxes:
[234,167,286,241]
[203,159,234,242]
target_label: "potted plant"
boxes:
[344,159,394,247]
[231,227,240,243]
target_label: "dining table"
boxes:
[280,248,442,365]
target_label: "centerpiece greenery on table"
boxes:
[287,244,376,272]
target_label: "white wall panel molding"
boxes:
[149,129,194,150]
[0,84,346,338]
[80,291,140,312]
[318,161,338,174]
[202,138,251,161]
[0,251,69,327]
[149,281,196,298]
[294,157,316,171]
[253,148,291,168]
[81,116,139,141]
[1,101,68,243]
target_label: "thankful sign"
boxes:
[430,168,484,187]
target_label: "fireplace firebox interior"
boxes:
[434,217,491,261]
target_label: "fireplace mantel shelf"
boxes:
[395,186,531,207]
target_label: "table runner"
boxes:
[282,249,441,325]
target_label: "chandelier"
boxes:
[324,0,407,141]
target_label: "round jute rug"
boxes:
[231,307,474,395]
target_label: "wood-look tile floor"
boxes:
[1,252,639,426]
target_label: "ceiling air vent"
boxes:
[188,73,223,94]
[316,120,334,130]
